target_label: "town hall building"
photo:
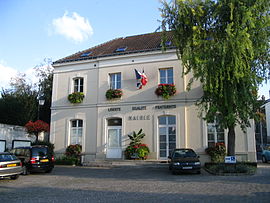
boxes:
[50,32,256,164]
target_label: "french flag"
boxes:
[135,69,148,89]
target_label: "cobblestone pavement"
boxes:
[0,163,270,202]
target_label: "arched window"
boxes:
[70,119,83,145]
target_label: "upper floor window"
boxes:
[160,68,173,84]
[207,116,224,147]
[70,119,83,145]
[109,73,121,89]
[74,78,84,93]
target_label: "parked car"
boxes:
[262,145,270,163]
[0,152,22,180]
[168,148,201,174]
[10,145,54,175]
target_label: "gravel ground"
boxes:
[0,163,270,202]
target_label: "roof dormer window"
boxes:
[115,47,127,52]
[81,52,92,57]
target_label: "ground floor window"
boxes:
[70,119,83,145]
[207,116,224,147]
[159,115,176,158]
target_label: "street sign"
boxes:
[225,156,236,163]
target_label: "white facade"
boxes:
[51,47,257,163]
[265,101,270,140]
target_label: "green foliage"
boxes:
[125,129,150,160]
[65,144,82,157]
[54,156,78,165]
[0,73,38,126]
[205,162,257,175]
[68,92,85,103]
[125,144,150,160]
[161,0,270,155]
[155,84,176,99]
[105,89,123,100]
[0,58,53,125]
[65,144,82,165]
[127,129,145,146]
[34,58,53,123]
[205,143,226,163]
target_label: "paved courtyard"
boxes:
[0,163,270,202]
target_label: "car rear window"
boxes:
[0,154,18,161]
[32,148,48,156]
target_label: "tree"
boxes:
[0,58,53,126]
[0,73,38,125]
[161,0,270,155]
[34,58,53,124]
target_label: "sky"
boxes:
[0,0,269,99]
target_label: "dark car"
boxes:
[168,148,201,174]
[10,145,54,175]
[0,152,22,180]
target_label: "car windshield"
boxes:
[173,150,197,158]
[0,154,18,161]
[32,148,48,156]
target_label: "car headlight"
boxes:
[173,162,180,166]
[194,162,201,165]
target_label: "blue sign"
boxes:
[225,156,236,163]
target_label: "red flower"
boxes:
[25,120,49,134]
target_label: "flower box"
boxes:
[68,92,84,104]
[155,84,176,99]
[106,89,123,100]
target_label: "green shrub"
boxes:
[65,144,82,165]
[205,143,226,163]
[55,156,78,165]
[205,162,257,175]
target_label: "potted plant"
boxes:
[105,89,123,100]
[65,144,82,166]
[124,129,150,160]
[155,84,176,99]
[68,92,85,104]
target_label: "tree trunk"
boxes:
[227,126,235,156]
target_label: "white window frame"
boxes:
[207,118,225,147]
[159,68,174,84]
[109,73,121,89]
[158,115,176,159]
[70,119,83,145]
[74,77,84,93]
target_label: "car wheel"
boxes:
[22,165,29,175]
[262,156,267,163]
[10,175,19,180]
[172,170,177,175]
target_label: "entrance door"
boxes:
[159,116,176,159]
[106,118,122,159]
